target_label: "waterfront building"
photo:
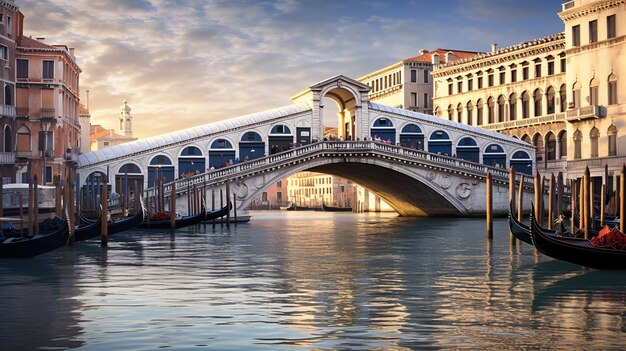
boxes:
[287,172,353,209]
[357,49,481,116]
[432,0,625,186]
[15,20,82,184]
[0,0,19,183]
[90,100,137,151]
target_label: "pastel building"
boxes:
[0,0,19,183]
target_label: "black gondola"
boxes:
[107,202,146,235]
[0,217,68,258]
[509,200,567,245]
[74,213,103,242]
[530,204,626,269]
[322,203,352,212]
[139,205,206,230]
[203,203,231,222]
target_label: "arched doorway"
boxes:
[82,171,110,212]
[399,123,424,149]
[148,154,175,187]
[178,146,205,177]
[510,151,533,174]
[268,124,293,154]
[209,138,235,169]
[428,130,452,156]
[456,137,479,162]
[483,144,506,168]
[545,132,557,160]
[239,131,264,161]
[370,117,395,143]
[115,163,144,207]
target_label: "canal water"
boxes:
[1,211,626,350]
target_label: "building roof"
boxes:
[79,103,312,168]
[17,36,57,50]
[405,49,483,64]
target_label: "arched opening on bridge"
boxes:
[115,163,143,203]
[209,138,235,169]
[399,123,424,149]
[483,144,506,168]
[428,130,452,156]
[148,155,175,187]
[268,124,294,154]
[178,146,205,177]
[510,151,533,175]
[321,86,359,141]
[322,96,340,140]
[81,171,110,211]
[456,137,479,163]
[239,131,264,161]
[371,117,396,143]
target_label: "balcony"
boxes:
[1,105,15,118]
[16,107,29,118]
[482,112,566,131]
[566,105,604,122]
[40,108,56,119]
[0,151,16,165]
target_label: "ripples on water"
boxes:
[1,212,626,350]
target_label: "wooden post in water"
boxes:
[220,188,224,226]
[28,178,33,237]
[583,166,590,239]
[534,171,540,225]
[19,194,24,235]
[571,179,577,234]
[187,182,191,215]
[486,172,493,239]
[225,179,231,228]
[509,167,516,244]
[589,179,595,232]
[212,189,216,226]
[557,172,564,220]
[101,174,108,247]
[621,164,626,230]
[540,175,545,226]
[170,182,176,230]
[54,175,62,217]
[68,176,75,246]
[33,175,39,236]
[600,183,606,228]
[517,175,525,223]
[548,173,554,230]
[0,177,3,218]
[64,176,70,242]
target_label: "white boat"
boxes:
[1,183,57,228]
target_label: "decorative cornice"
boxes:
[559,0,625,21]
[0,1,18,12]
[433,37,565,78]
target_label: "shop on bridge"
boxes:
[147,155,175,187]
[371,118,395,143]
[428,130,452,156]
[399,123,424,150]
[178,146,205,177]
[510,150,533,174]
[209,138,236,169]
[239,131,265,161]
[483,144,507,168]
[82,171,111,211]
[115,163,144,206]
[268,124,293,154]
[456,137,479,163]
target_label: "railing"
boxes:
[152,141,536,195]
[16,107,28,118]
[0,151,15,164]
[483,112,566,131]
[566,105,603,121]
[1,105,15,118]
[40,108,56,119]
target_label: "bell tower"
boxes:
[120,99,133,137]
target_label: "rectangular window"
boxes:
[499,71,505,85]
[511,70,517,83]
[43,60,54,80]
[45,166,52,184]
[0,45,7,61]
[17,59,28,79]
[6,16,11,37]
[608,81,617,105]
[535,63,541,78]
[522,67,529,80]
[423,93,429,109]
[547,61,554,75]
[468,78,473,91]
[477,77,483,89]
[560,58,566,73]
[423,69,429,83]
[572,25,580,46]
[488,74,494,87]
[573,89,581,108]
[410,92,417,107]
[277,180,282,188]
[410,69,417,83]
[39,131,54,154]
[448,83,453,95]
[590,86,598,105]
[589,20,598,43]
[607,15,616,39]
[457,81,462,93]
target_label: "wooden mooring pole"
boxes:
[548,173,554,230]
[571,179,577,234]
[509,167,516,244]
[170,182,176,230]
[68,176,75,246]
[517,175,525,224]
[534,171,540,225]
[621,164,626,231]
[225,179,231,228]
[486,172,493,239]
[101,174,108,247]
[600,183,606,228]
[33,175,39,236]
[583,166,590,240]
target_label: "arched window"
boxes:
[456,137,479,162]
[559,84,567,112]
[533,133,543,162]
[497,95,506,122]
[148,154,175,187]
[466,101,474,126]
[3,125,11,152]
[509,93,517,121]
[533,88,542,116]
[510,150,533,175]
[399,123,424,150]
[521,134,531,144]
[608,124,618,156]
[546,86,555,114]
[456,103,463,123]
[178,145,205,176]
[573,129,582,159]
[483,144,506,168]
[521,91,530,118]
[573,81,582,108]
[239,131,265,161]
[4,84,12,106]
[608,73,618,105]
[558,130,567,158]
[545,132,556,160]
[17,125,30,153]
[209,138,235,169]
[589,77,599,106]
[487,96,495,124]
[447,104,453,121]
[590,127,600,157]
[434,106,440,117]
[476,99,484,125]
[428,130,452,156]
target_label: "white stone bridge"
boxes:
[78,75,536,216]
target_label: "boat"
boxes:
[0,217,68,258]
[508,200,570,245]
[73,212,103,242]
[108,202,145,235]
[203,203,231,222]
[530,204,626,269]
[285,203,321,211]
[322,203,352,212]
[1,183,57,227]
[73,202,145,241]
[139,205,206,229]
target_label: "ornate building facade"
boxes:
[432,0,625,185]
[0,0,19,183]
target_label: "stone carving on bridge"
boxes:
[435,174,452,189]
[232,180,249,199]
[456,183,472,199]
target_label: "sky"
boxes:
[18,0,565,139]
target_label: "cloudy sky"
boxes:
[19,0,564,139]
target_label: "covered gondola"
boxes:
[530,204,626,269]
[139,205,206,230]
[322,203,352,212]
[0,217,69,258]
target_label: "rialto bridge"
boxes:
[78,75,536,216]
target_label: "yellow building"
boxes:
[432,0,625,186]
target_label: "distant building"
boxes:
[358,49,482,115]
[287,172,353,208]
[251,178,288,209]
[79,102,90,154]
[0,0,19,183]
[15,18,81,184]
[90,99,137,151]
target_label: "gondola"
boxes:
[203,203,231,222]
[73,203,145,241]
[509,200,571,245]
[139,205,206,230]
[107,202,146,235]
[0,217,69,258]
[73,212,103,242]
[530,204,626,269]
[322,203,352,212]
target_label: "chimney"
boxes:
[491,43,498,53]
[419,49,429,55]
